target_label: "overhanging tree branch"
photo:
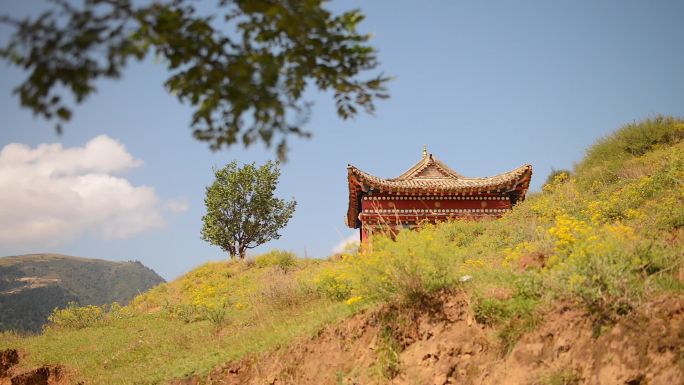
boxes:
[0,0,389,160]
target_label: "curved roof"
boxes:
[346,153,532,228]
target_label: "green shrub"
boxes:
[313,266,353,301]
[202,301,231,327]
[46,301,135,330]
[130,283,169,312]
[47,302,106,329]
[255,250,298,272]
[164,303,202,323]
[473,290,541,354]
[344,225,463,304]
[542,216,676,323]
[163,301,232,326]
[259,269,310,308]
[373,326,401,380]
[544,169,571,187]
[473,296,534,326]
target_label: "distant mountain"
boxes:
[0,253,165,333]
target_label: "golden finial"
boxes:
[422,145,427,158]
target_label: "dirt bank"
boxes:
[0,349,73,385]
[172,292,684,385]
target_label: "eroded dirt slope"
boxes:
[172,292,684,385]
[485,296,683,385]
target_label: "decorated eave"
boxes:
[346,153,533,228]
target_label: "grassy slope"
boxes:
[1,117,683,384]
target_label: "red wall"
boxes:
[358,194,512,242]
[360,195,511,211]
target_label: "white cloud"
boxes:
[331,233,360,255]
[0,135,165,246]
[165,199,189,213]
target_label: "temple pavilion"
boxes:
[346,147,532,242]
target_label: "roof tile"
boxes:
[346,154,532,228]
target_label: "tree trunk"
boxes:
[239,247,247,260]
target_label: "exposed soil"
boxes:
[0,277,61,296]
[484,296,684,385]
[0,349,74,385]
[0,350,19,378]
[171,292,684,385]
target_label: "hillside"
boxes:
[0,116,683,384]
[0,254,165,333]
[190,293,682,385]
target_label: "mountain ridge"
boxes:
[0,253,164,333]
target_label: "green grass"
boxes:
[470,271,544,354]
[372,326,402,380]
[2,302,352,384]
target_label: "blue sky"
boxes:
[1,1,683,280]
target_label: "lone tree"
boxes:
[0,0,389,160]
[201,160,296,259]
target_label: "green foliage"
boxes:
[137,253,316,321]
[312,266,354,301]
[473,296,537,327]
[201,161,296,259]
[164,303,202,324]
[0,0,389,159]
[0,285,78,334]
[342,224,464,304]
[162,299,232,327]
[592,115,683,157]
[47,302,132,330]
[373,326,402,380]
[543,169,571,187]
[497,313,541,356]
[202,301,231,327]
[471,274,542,354]
[542,217,676,323]
[254,250,298,272]
[47,302,105,330]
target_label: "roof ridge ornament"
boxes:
[423,145,427,158]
